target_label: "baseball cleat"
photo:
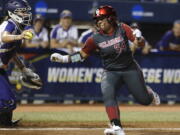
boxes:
[11,119,21,127]
[104,125,126,135]
[0,119,20,127]
[147,86,161,105]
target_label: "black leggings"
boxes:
[101,62,153,106]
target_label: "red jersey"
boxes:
[82,23,136,70]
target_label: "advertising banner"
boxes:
[9,49,179,101]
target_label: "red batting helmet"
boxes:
[93,5,117,25]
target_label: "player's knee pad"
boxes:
[0,99,16,113]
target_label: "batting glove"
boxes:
[50,53,69,63]
[133,29,142,39]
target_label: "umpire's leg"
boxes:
[101,70,123,126]
[122,63,153,105]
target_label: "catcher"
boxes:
[50,5,160,135]
[0,0,42,127]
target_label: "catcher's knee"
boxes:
[0,99,16,112]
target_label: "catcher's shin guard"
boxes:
[0,111,12,126]
[0,111,20,127]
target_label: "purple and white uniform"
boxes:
[0,19,23,66]
[50,24,78,44]
[31,27,48,45]
[0,19,29,112]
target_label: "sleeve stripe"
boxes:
[50,25,60,39]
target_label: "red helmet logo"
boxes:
[94,5,117,19]
[95,8,107,17]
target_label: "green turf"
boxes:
[14,111,180,122]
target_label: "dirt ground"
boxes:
[14,104,180,112]
[1,130,180,135]
[0,105,180,135]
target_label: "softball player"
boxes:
[50,5,160,135]
[0,0,42,127]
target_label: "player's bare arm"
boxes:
[50,36,96,63]
[24,40,39,48]
[2,31,22,42]
[40,41,49,48]
[2,30,33,43]
[50,39,67,48]
[13,54,42,89]
[68,40,81,47]
[169,43,180,51]
[12,54,26,70]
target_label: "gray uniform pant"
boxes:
[101,62,153,106]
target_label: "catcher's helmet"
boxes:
[5,0,32,26]
[93,5,117,25]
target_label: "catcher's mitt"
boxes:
[20,68,42,90]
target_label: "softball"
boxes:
[24,31,34,40]
[16,83,22,90]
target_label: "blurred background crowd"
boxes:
[23,9,180,54]
[0,0,179,54]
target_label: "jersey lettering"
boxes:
[98,36,123,48]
